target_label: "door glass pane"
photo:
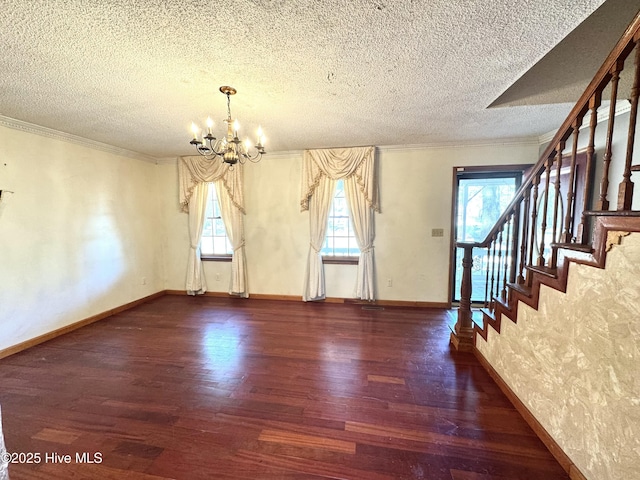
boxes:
[453,175,518,302]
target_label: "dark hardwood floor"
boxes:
[0,295,569,479]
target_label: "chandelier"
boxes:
[189,86,266,166]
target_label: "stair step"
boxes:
[470,309,485,330]
[507,281,532,297]
[583,210,640,217]
[526,264,558,278]
[551,242,592,253]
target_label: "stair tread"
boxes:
[526,264,558,278]
[507,281,532,296]
[551,242,592,253]
[583,210,640,217]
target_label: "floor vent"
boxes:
[361,305,385,311]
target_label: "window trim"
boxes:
[321,179,361,260]
[322,255,359,265]
[201,254,232,262]
[200,183,233,259]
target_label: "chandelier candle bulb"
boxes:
[206,117,213,134]
[191,122,199,140]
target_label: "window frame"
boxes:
[200,183,233,262]
[321,179,360,265]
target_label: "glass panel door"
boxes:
[452,171,522,303]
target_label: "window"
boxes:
[321,179,360,260]
[200,184,232,259]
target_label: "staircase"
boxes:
[450,9,640,351]
[448,9,640,480]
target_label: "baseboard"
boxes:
[472,347,588,480]
[163,290,450,309]
[0,291,165,361]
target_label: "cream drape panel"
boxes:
[215,179,249,297]
[302,177,336,301]
[301,146,378,301]
[179,156,246,296]
[186,182,208,295]
[0,405,9,480]
[344,176,375,300]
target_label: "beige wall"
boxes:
[476,233,640,480]
[160,142,538,301]
[0,125,164,352]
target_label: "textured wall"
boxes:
[0,125,164,352]
[477,233,640,480]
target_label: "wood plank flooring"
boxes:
[0,295,569,479]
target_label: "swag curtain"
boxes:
[301,146,378,301]
[179,156,248,297]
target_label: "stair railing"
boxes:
[451,10,640,350]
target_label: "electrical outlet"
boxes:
[141,277,147,285]
[432,228,444,237]
[387,278,392,287]
[215,273,221,281]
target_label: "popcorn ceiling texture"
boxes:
[0,0,607,157]
[477,233,640,480]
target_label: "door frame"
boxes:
[448,164,532,304]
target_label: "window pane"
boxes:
[333,217,348,235]
[334,197,348,216]
[213,237,227,254]
[214,219,226,236]
[201,237,214,255]
[202,219,213,237]
[453,174,519,302]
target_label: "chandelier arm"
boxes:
[188,86,265,167]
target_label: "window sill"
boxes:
[322,256,359,265]
[201,255,232,262]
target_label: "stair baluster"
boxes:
[537,157,553,266]
[489,234,498,312]
[517,185,531,284]
[551,143,564,268]
[562,120,582,243]
[596,61,623,211]
[577,92,601,244]
[501,216,512,301]
[618,42,640,210]
[527,175,540,283]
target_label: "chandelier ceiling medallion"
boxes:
[189,86,266,166]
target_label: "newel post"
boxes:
[450,242,476,351]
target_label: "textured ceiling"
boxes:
[0,0,628,159]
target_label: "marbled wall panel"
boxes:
[477,233,640,480]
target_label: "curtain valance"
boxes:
[179,156,245,214]
[300,146,378,212]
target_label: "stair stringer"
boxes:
[474,215,640,343]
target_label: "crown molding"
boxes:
[0,114,159,163]
[263,137,539,158]
[377,137,539,152]
[537,99,632,146]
